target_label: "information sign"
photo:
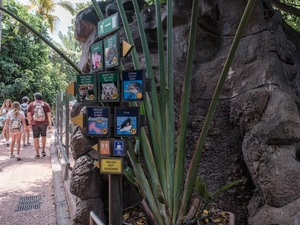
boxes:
[90,41,104,72]
[113,140,125,156]
[100,158,123,174]
[99,140,111,156]
[104,34,119,69]
[121,70,145,101]
[97,12,119,38]
[98,71,119,102]
[76,74,97,103]
[86,106,110,137]
[115,107,139,137]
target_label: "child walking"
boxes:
[3,101,27,160]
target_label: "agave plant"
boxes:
[91,0,257,224]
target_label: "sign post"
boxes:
[70,12,147,225]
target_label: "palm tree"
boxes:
[27,0,75,33]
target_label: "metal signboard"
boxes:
[114,107,139,137]
[103,33,120,69]
[97,12,119,38]
[76,74,97,103]
[121,70,145,101]
[86,106,110,137]
[90,41,104,72]
[113,140,125,156]
[100,157,123,174]
[98,71,120,102]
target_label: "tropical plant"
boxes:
[270,0,300,32]
[26,0,75,33]
[0,0,76,105]
[90,0,256,224]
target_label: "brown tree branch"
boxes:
[270,0,300,17]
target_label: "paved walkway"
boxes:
[0,129,72,225]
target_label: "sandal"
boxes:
[27,142,31,146]
[41,151,46,157]
[35,154,40,159]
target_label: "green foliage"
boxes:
[195,177,241,211]
[0,0,68,105]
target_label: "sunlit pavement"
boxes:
[0,131,71,225]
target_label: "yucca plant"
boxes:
[92,0,257,224]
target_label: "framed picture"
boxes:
[103,33,119,69]
[76,74,97,103]
[90,41,104,72]
[86,106,110,137]
[98,71,120,102]
[115,107,139,137]
[121,70,145,101]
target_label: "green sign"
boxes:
[98,12,119,38]
[104,34,119,69]
[98,71,120,102]
[76,74,97,103]
[91,41,104,72]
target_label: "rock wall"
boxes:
[71,0,300,224]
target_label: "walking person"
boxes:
[20,96,31,147]
[3,101,27,160]
[27,92,52,158]
[0,99,12,146]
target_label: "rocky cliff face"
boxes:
[71,0,300,224]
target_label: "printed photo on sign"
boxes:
[104,34,119,69]
[86,107,110,137]
[122,70,145,101]
[98,72,119,102]
[77,74,97,103]
[115,107,139,137]
[91,41,104,72]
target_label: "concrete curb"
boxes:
[50,136,73,225]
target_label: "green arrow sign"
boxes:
[98,12,120,38]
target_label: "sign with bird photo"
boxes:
[98,71,119,102]
[97,12,120,38]
[103,34,119,69]
[86,106,110,137]
[121,70,145,101]
[90,41,104,72]
[76,74,97,103]
[114,107,139,137]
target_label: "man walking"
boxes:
[27,92,52,158]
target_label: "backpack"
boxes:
[20,103,28,118]
[33,102,46,121]
[9,116,22,133]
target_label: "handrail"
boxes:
[53,120,72,171]
[90,211,106,225]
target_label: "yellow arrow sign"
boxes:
[65,82,75,95]
[122,40,134,57]
[92,143,98,151]
[93,160,100,168]
[71,113,84,128]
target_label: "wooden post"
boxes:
[109,174,123,225]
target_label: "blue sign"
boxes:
[113,140,125,156]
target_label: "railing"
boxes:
[90,211,106,225]
[53,92,73,179]
[54,92,106,225]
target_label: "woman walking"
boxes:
[3,101,27,160]
[0,99,12,146]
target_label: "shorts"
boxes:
[32,124,48,138]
